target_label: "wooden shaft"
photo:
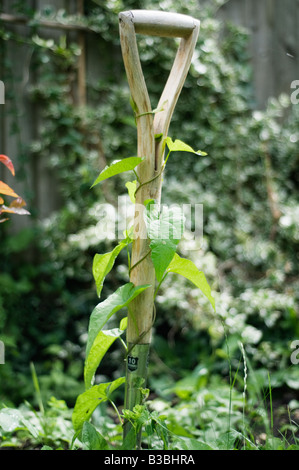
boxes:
[119,13,157,345]
[119,11,200,346]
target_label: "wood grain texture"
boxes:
[119,10,199,37]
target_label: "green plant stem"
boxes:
[126,305,156,357]
[126,245,131,271]
[154,272,168,299]
[30,362,45,415]
[123,343,150,448]
[109,399,123,426]
[134,172,162,198]
[133,169,141,184]
[135,100,167,120]
[268,372,273,432]
[119,336,128,352]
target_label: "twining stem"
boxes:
[126,305,156,357]
[119,336,128,352]
[154,272,168,300]
[133,169,141,184]
[135,100,168,120]
[133,149,171,198]
[133,172,161,198]
[126,245,131,271]
[128,249,151,275]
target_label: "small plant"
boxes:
[72,135,215,449]
[0,154,30,223]
[0,363,73,449]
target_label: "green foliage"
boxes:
[79,421,109,450]
[72,377,126,432]
[93,243,127,297]
[84,317,127,390]
[0,397,74,449]
[166,253,215,311]
[0,0,298,450]
[164,136,207,157]
[145,201,184,282]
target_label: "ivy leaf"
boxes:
[84,318,127,390]
[86,283,150,359]
[166,253,215,311]
[91,157,143,188]
[164,137,207,156]
[72,377,126,432]
[0,155,15,176]
[145,202,185,282]
[93,243,126,297]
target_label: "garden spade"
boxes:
[119,9,200,444]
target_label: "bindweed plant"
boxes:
[71,135,216,449]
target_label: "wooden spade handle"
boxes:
[119,9,200,37]
[120,9,200,443]
[119,10,200,345]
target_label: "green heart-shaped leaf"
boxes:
[91,157,143,187]
[167,253,215,311]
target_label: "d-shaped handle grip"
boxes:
[119,10,199,38]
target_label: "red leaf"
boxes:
[0,181,19,198]
[0,155,15,176]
